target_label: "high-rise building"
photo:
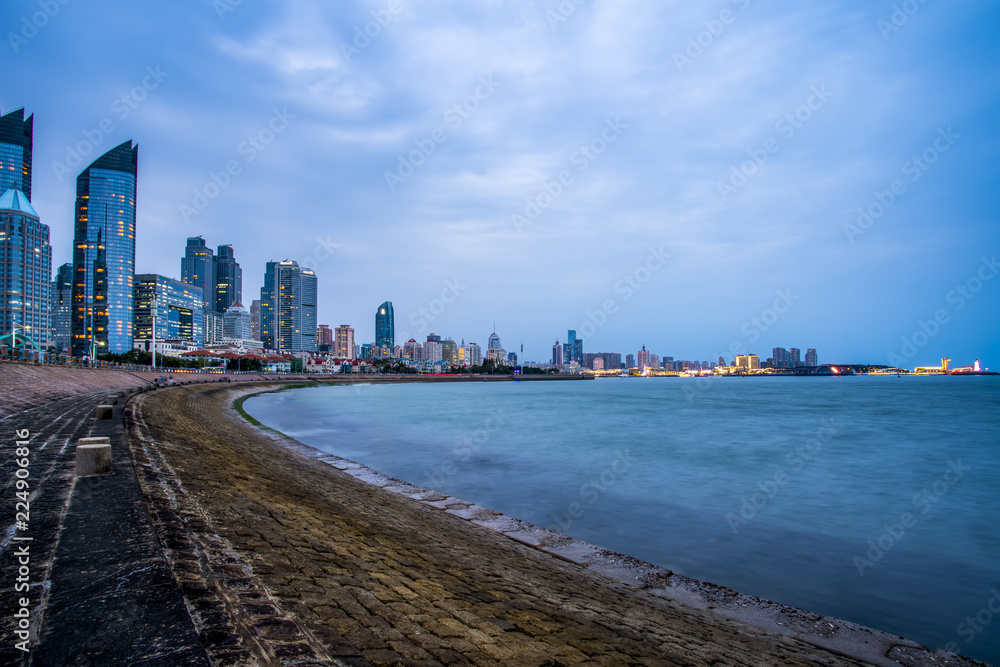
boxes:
[1,188,50,346]
[0,108,33,200]
[626,353,635,369]
[213,244,241,314]
[424,339,443,363]
[71,141,137,356]
[442,338,458,365]
[375,301,394,349]
[222,303,252,342]
[805,348,818,367]
[789,347,801,367]
[181,236,214,311]
[552,340,561,366]
[748,354,760,369]
[334,324,355,359]
[260,260,317,352]
[567,329,583,364]
[50,263,73,352]
[487,331,506,363]
[317,324,333,351]
[772,347,789,368]
[403,338,420,361]
[133,274,204,344]
[464,342,482,367]
[250,299,261,340]
[637,345,650,371]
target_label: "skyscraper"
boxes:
[789,347,801,368]
[260,260,317,352]
[805,348,818,367]
[250,299,261,340]
[334,325,355,359]
[375,301,394,349]
[552,340,561,366]
[71,141,137,356]
[213,244,241,314]
[181,236,214,311]
[222,303,251,342]
[50,263,73,351]
[637,345,650,372]
[317,324,333,351]
[0,108,33,200]
[1,188,50,346]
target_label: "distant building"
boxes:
[71,141,137,356]
[222,303,252,341]
[181,236,214,311]
[260,260,317,352]
[552,340,561,366]
[50,263,73,351]
[1,188,50,346]
[375,301,394,349]
[250,299,261,340]
[334,325,355,360]
[626,353,635,369]
[0,108,33,199]
[637,345,650,372]
[567,329,583,365]
[213,244,242,314]
[748,354,760,369]
[133,274,204,345]
[487,331,506,364]
[203,310,224,345]
[442,338,458,365]
[317,324,333,351]
[789,347,801,367]
[403,338,420,360]
[772,347,789,368]
[805,348,817,367]
[464,342,482,367]
[507,351,517,365]
[424,339,443,363]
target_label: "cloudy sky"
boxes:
[4,0,998,367]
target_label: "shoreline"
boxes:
[232,380,976,667]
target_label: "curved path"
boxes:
[124,381,894,667]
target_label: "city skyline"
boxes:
[3,1,998,366]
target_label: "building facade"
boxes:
[50,262,73,351]
[181,236,214,311]
[213,244,241,314]
[375,301,394,350]
[260,260,317,352]
[334,324,355,359]
[222,303,252,341]
[0,188,50,346]
[317,324,333,351]
[250,299,261,340]
[71,141,137,356]
[0,108,32,200]
[805,348,818,367]
[132,274,204,345]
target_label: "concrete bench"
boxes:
[76,437,112,476]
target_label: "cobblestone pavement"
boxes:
[125,383,884,667]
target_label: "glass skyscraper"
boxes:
[375,301,394,350]
[213,244,241,314]
[260,260,317,352]
[181,236,214,311]
[0,108,33,200]
[0,188,50,346]
[71,141,137,357]
[133,274,204,344]
[50,263,73,351]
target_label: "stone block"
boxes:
[76,443,112,476]
[96,405,114,420]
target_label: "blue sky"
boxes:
[4,0,998,367]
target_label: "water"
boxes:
[244,376,1000,664]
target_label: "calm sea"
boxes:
[244,376,1000,664]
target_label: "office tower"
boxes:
[334,324,355,359]
[1,188,50,346]
[563,343,571,364]
[442,338,458,365]
[552,340,561,366]
[71,141,137,356]
[0,108,33,200]
[133,274,204,344]
[789,347,801,367]
[805,348,818,367]
[260,260,317,352]
[213,244,241,313]
[567,329,583,364]
[222,303,251,341]
[487,331,506,363]
[181,236,214,310]
[250,299,261,340]
[626,353,635,369]
[50,263,73,351]
[637,345,650,371]
[317,324,333,351]
[375,301,394,349]
[464,342,482,367]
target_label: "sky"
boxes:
[3,0,998,367]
